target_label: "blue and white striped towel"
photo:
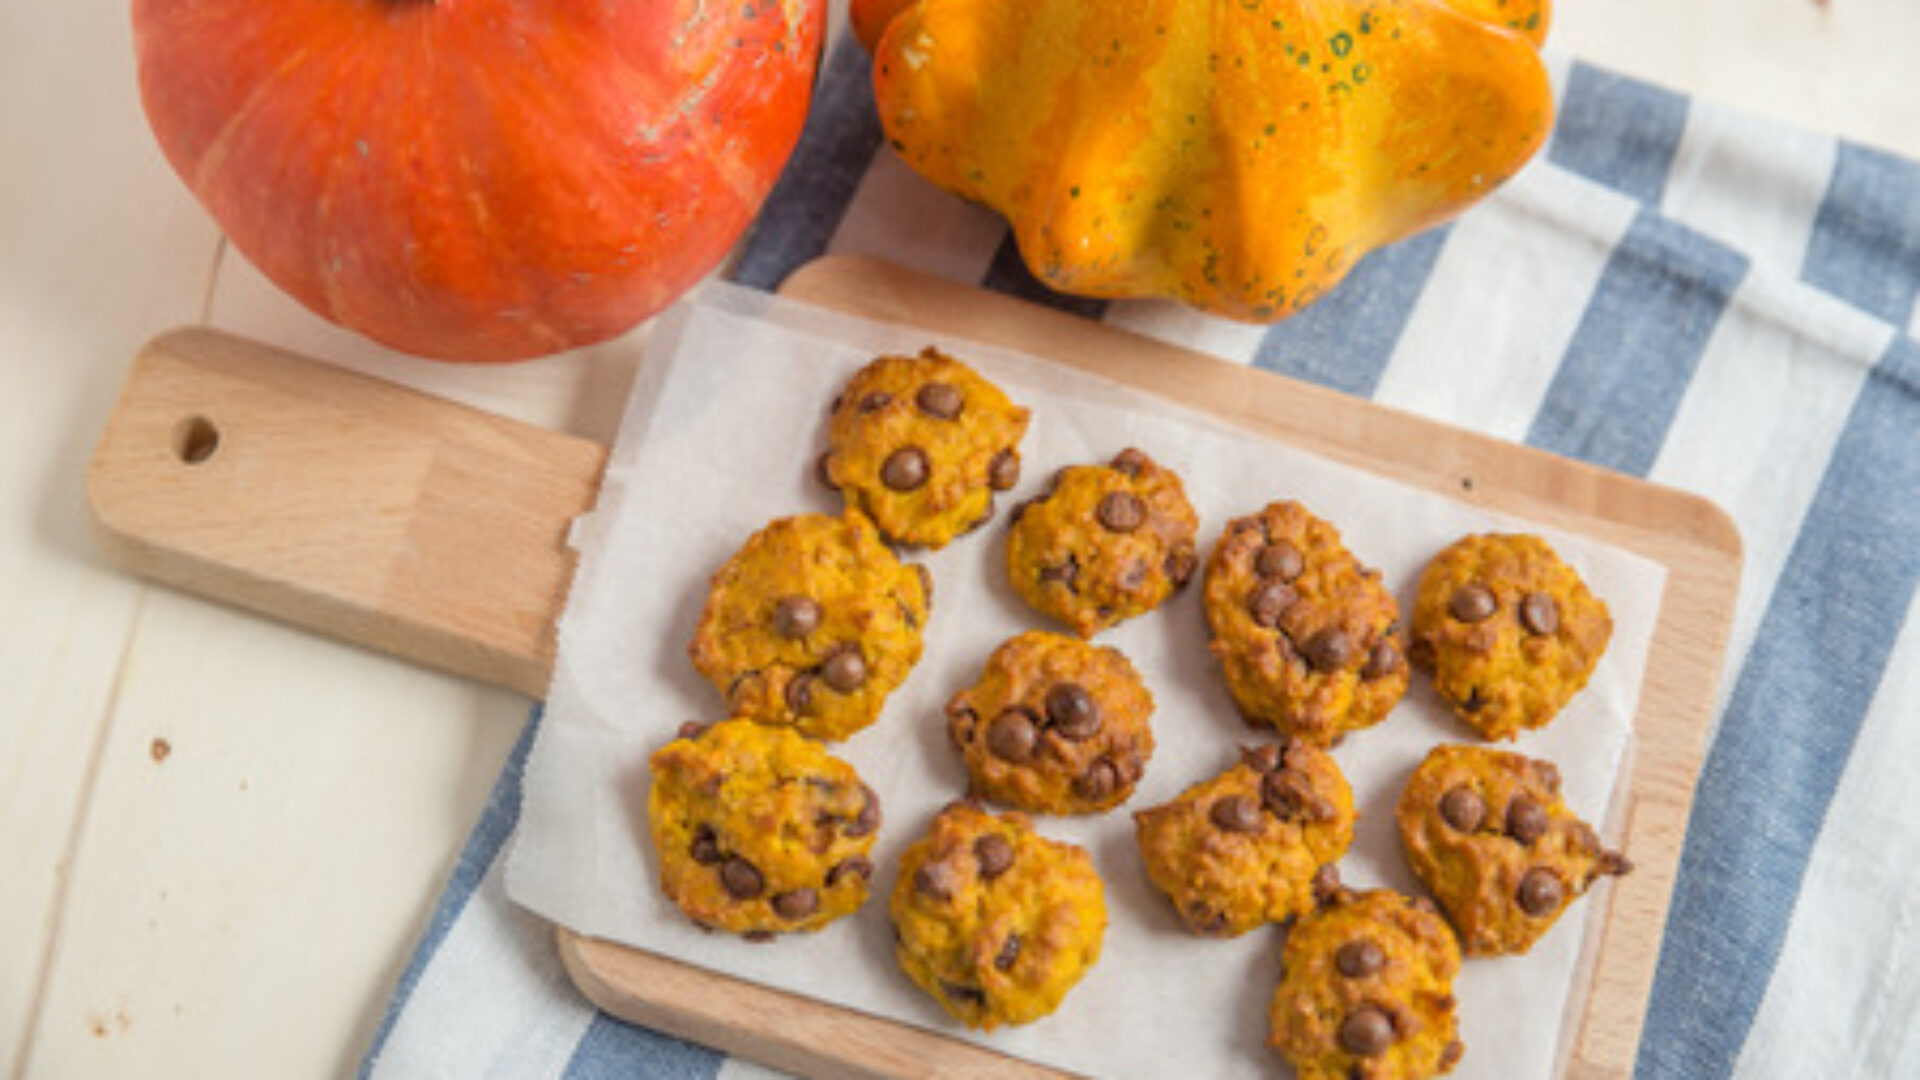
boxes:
[358,37,1920,1080]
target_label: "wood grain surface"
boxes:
[84,255,1741,1080]
[87,326,606,700]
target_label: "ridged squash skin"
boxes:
[134,0,826,361]
[862,0,1552,321]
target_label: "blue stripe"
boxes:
[1548,62,1689,206]
[1527,211,1748,474]
[1800,141,1920,328]
[357,709,544,1078]
[1250,226,1450,398]
[1639,336,1920,1080]
[729,37,886,291]
[560,1012,723,1080]
[980,231,1113,321]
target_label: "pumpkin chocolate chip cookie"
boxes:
[890,800,1107,1030]
[688,510,930,741]
[1005,447,1200,637]
[648,719,880,939]
[1396,743,1631,957]
[1269,888,1466,1080]
[1202,501,1409,747]
[945,630,1156,815]
[818,346,1031,549]
[1408,532,1612,740]
[1133,740,1355,937]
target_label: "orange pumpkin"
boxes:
[134,0,826,362]
[859,0,1552,321]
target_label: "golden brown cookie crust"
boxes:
[890,801,1107,1029]
[821,347,1031,549]
[1408,532,1613,740]
[1005,447,1200,638]
[1133,741,1356,937]
[688,510,929,741]
[1269,888,1465,1080]
[1202,501,1409,747]
[1396,743,1631,957]
[648,719,880,938]
[946,631,1156,814]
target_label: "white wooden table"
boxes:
[5,2,1916,1076]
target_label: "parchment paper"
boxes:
[506,282,1664,1079]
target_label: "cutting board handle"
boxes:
[86,327,606,698]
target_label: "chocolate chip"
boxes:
[915,860,961,902]
[1259,764,1305,814]
[689,825,723,865]
[974,834,1014,879]
[1241,744,1284,774]
[988,448,1020,491]
[1075,759,1120,802]
[1045,682,1101,740]
[676,720,708,740]
[1247,580,1298,628]
[1096,490,1146,533]
[1438,786,1485,833]
[941,981,986,1007]
[857,390,891,413]
[772,595,821,639]
[720,857,765,900]
[1184,901,1229,934]
[1450,584,1497,623]
[1110,448,1150,476]
[915,381,963,419]
[914,563,934,607]
[1304,627,1355,672]
[1165,545,1198,586]
[1335,939,1386,978]
[772,888,819,920]
[815,450,838,490]
[986,708,1039,763]
[826,855,874,887]
[784,673,815,714]
[1361,640,1400,680]
[1311,864,1342,902]
[1599,850,1635,876]
[1210,795,1264,833]
[1517,867,1564,915]
[1038,557,1079,590]
[1255,541,1305,581]
[994,934,1021,972]
[1506,796,1550,845]
[1521,591,1561,635]
[881,446,930,491]
[1440,1039,1466,1070]
[1118,559,1150,591]
[1339,1005,1396,1056]
[821,646,868,693]
[845,784,881,838]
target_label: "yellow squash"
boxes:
[862,0,1552,320]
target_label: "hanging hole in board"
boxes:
[173,415,220,465]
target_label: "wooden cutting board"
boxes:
[86,254,1741,1080]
